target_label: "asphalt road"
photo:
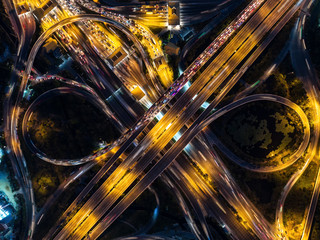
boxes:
[52,0,299,238]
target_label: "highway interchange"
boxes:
[2,0,320,239]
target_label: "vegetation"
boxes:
[212,101,304,167]
[253,54,312,123]
[207,9,299,106]
[0,9,22,237]
[310,185,320,240]
[0,1,15,122]
[0,149,26,239]
[27,94,120,159]
[20,92,120,208]
[0,59,13,119]
[149,26,163,35]
[207,12,313,233]
[283,161,318,239]
[24,147,77,207]
[33,169,58,196]
[166,54,180,80]
[13,193,26,239]
[0,0,16,52]
[240,12,298,86]
[215,144,308,223]
[33,48,63,74]
[32,163,103,239]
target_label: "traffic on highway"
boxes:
[1,0,319,239]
